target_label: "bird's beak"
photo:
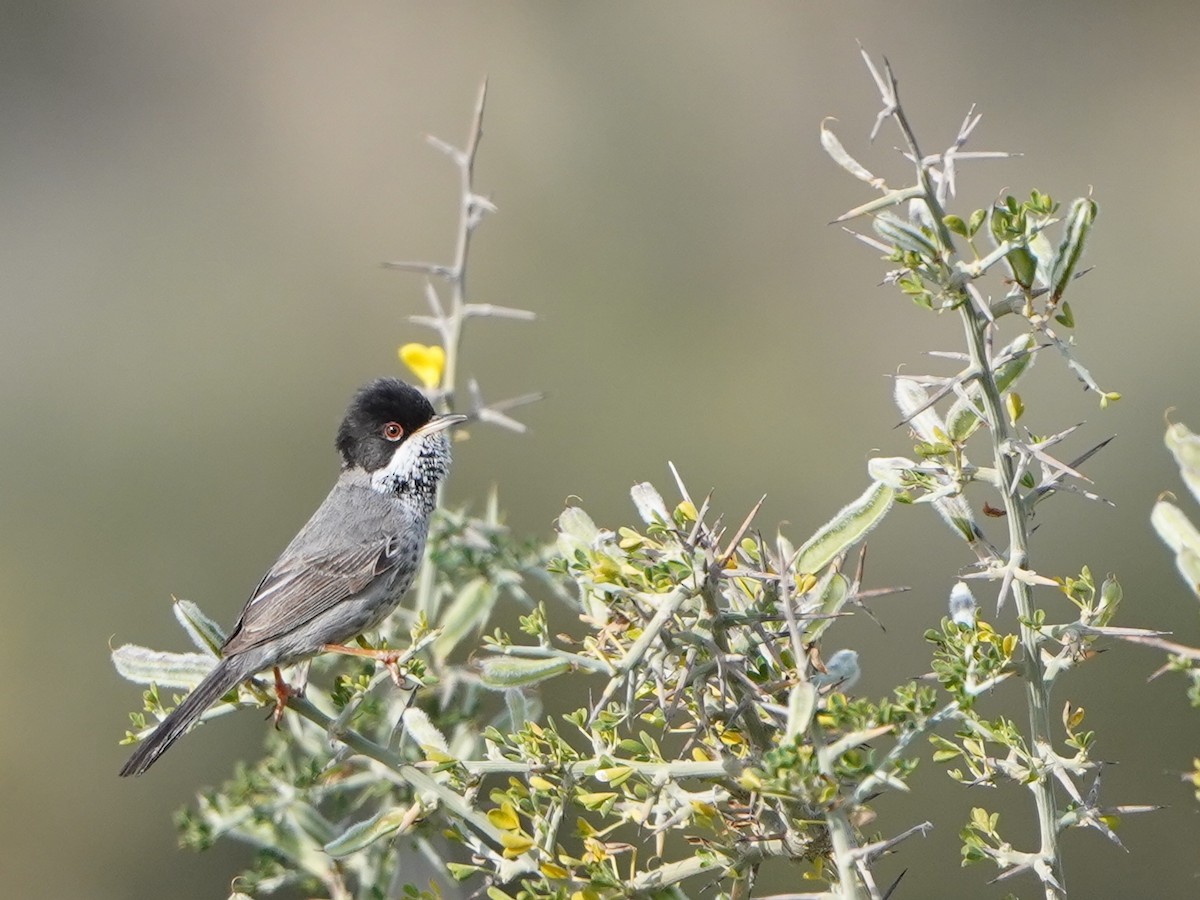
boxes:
[413,413,468,437]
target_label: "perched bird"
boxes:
[119,378,465,776]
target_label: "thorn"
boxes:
[719,495,767,565]
[667,461,694,507]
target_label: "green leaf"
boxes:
[1054,299,1075,327]
[556,506,599,555]
[784,681,817,741]
[874,212,940,258]
[323,807,411,857]
[479,654,571,689]
[1095,575,1122,626]
[289,802,334,843]
[946,335,1036,441]
[967,208,986,238]
[1152,500,1200,556]
[402,707,451,755]
[596,765,634,787]
[1166,421,1200,483]
[505,686,535,729]
[433,577,496,662]
[1050,197,1097,300]
[446,863,482,882]
[111,644,215,688]
[795,481,895,574]
[576,791,618,811]
[802,571,850,643]
[833,185,924,223]
[1175,547,1200,598]
[970,806,992,833]
[173,599,226,656]
[820,118,882,186]
[1005,245,1036,290]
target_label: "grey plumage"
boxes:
[119,378,462,777]
[221,472,431,662]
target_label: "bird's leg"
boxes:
[270,666,301,727]
[321,642,406,685]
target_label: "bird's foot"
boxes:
[322,643,406,686]
[270,667,302,727]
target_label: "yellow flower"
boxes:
[398,343,446,390]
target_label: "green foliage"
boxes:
[113,56,1176,900]
[808,48,1158,896]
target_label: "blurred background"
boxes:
[3,2,1199,897]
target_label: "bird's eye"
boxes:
[382,422,404,441]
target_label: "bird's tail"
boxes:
[118,655,248,777]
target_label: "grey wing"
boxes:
[221,537,403,655]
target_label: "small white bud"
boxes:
[867,456,917,489]
[401,707,450,754]
[630,482,670,525]
[814,649,860,692]
[949,581,977,627]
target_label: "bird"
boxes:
[119,377,465,776]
